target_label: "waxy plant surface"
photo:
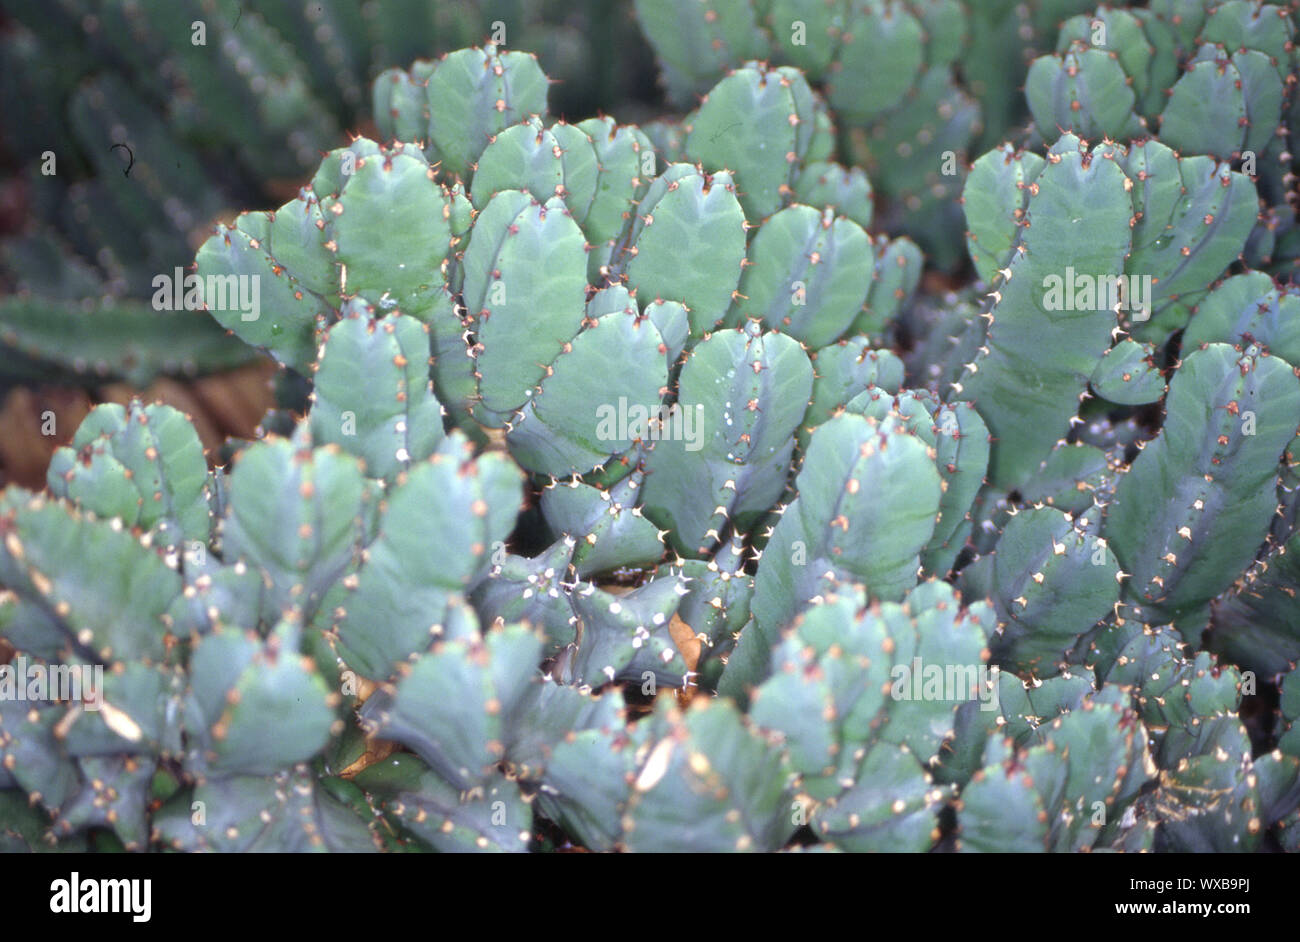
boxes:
[1,0,1300,853]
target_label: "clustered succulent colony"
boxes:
[2,0,1300,852]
